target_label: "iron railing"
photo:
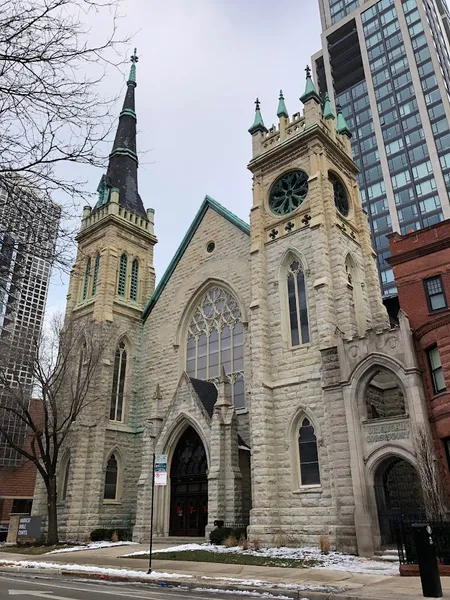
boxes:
[392,515,450,565]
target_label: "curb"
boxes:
[0,565,413,600]
[0,566,349,599]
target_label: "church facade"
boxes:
[32,57,433,556]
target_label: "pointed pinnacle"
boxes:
[300,65,320,105]
[336,103,352,138]
[277,89,289,119]
[248,97,268,134]
[323,92,335,120]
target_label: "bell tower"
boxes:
[246,68,389,548]
[66,48,157,323]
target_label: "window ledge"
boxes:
[293,485,322,494]
[103,500,122,505]
[107,422,135,433]
[362,414,409,425]
[236,407,248,415]
[431,390,448,400]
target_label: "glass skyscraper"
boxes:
[313,0,450,296]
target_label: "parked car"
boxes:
[0,525,8,543]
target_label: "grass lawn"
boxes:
[133,550,318,568]
[0,544,65,555]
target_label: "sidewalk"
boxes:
[0,543,449,600]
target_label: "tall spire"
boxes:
[248,98,268,134]
[94,48,147,219]
[300,65,321,105]
[277,90,289,119]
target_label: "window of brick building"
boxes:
[11,499,32,514]
[428,346,446,394]
[424,276,447,311]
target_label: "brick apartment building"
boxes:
[388,221,450,483]
[0,398,42,526]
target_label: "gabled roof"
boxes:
[142,195,250,320]
[190,378,218,417]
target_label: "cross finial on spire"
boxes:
[255,97,261,111]
[305,65,312,78]
[249,97,268,134]
[128,47,138,84]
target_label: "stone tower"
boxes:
[33,50,157,540]
[246,69,389,551]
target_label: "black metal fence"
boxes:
[392,515,450,565]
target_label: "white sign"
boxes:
[154,471,167,486]
[154,453,168,486]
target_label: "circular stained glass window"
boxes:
[269,170,309,216]
[329,172,349,217]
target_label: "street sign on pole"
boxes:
[154,454,167,486]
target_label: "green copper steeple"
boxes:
[248,98,268,134]
[300,65,321,104]
[336,103,352,138]
[323,92,335,120]
[277,90,289,119]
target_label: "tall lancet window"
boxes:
[299,418,320,485]
[186,287,245,409]
[82,258,91,300]
[110,342,127,421]
[130,259,139,301]
[118,254,127,297]
[287,261,309,345]
[92,253,100,296]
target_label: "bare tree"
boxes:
[0,314,105,545]
[0,0,130,277]
[415,425,449,521]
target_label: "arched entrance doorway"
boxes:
[374,456,424,546]
[169,426,208,537]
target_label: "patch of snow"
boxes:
[193,589,292,599]
[122,543,398,576]
[47,541,136,554]
[201,576,341,593]
[238,446,251,452]
[0,559,192,579]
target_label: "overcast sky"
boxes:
[46,0,322,317]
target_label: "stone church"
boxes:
[32,55,433,556]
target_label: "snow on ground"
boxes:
[193,589,293,598]
[47,541,136,554]
[122,543,399,576]
[200,576,341,594]
[0,559,191,580]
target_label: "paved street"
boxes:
[0,574,286,600]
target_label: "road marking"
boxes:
[9,592,72,599]
[0,575,252,600]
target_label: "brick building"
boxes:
[0,398,42,525]
[388,221,450,482]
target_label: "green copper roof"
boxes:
[323,92,335,120]
[142,196,250,320]
[277,90,289,119]
[300,65,320,104]
[336,104,352,138]
[128,48,138,84]
[248,98,268,134]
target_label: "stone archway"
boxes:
[374,456,424,546]
[169,426,208,537]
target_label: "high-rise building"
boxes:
[313,0,450,296]
[0,185,60,466]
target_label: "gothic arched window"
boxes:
[82,258,91,300]
[130,259,139,301]
[92,253,100,296]
[110,342,127,421]
[104,454,118,500]
[287,261,310,346]
[186,287,245,409]
[299,418,320,485]
[118,254,127,297]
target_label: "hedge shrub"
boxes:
[209,526,246,545]
[90,528,131,542]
